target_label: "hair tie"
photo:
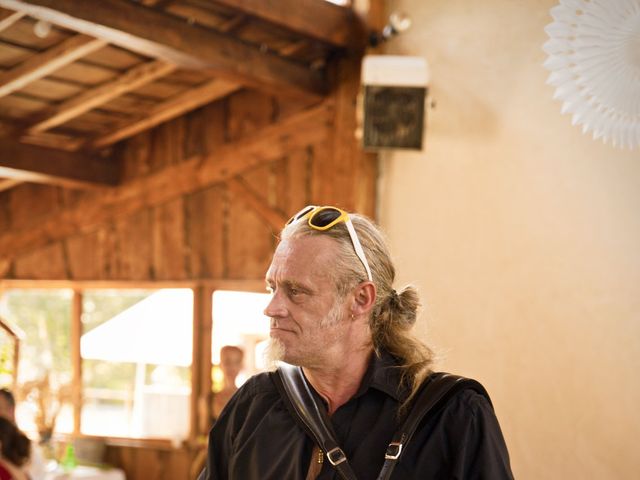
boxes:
[389,289,400,307]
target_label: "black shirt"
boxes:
[200,353,513,479]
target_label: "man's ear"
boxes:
[351,281,376,317]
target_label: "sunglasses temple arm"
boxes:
[345,220,373,282]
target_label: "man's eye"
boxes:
[289,288,299,296]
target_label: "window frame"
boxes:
[0,278,266,447]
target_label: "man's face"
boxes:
[264,235,351,367]
[220,349,243,381]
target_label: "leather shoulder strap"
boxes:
[376,372,491,480]
[272,364,358,480]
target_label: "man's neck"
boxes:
[302,348,373,416]
[223,377,237,391]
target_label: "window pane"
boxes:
[0,289,73,437]
[81,289,193,440]
[211,290,270,418]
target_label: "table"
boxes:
[44,466,126,480]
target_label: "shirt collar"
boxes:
[354,350,409,402]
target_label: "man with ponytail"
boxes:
[199,206,513,479]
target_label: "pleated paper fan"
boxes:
[543,0,640,149]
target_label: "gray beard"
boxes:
[264,337,286,370]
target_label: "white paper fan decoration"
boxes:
[543,0,640,149]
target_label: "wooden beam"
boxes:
[0,33,106,98]
[0,102,332,259]
[19,131,85,151]
[0,0,327,98]
[211,0,366,49]
[0,8,24,32]
[0,279,200,289]
[0,138,119,188]
[218,13,247,33]
[0,120,85,151]
[27,60,177,134]
[89,79,241,150]
[226,176,287,232]
[0,178,21,192]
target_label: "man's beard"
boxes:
[265,301,345,369]
[264,337,286,370]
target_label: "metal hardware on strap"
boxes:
[326,447,347,466]
[384,442,403,460]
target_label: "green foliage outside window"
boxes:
[0,290,72,384]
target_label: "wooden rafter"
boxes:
[0,33,106,98]
[211,0,366,49]
[18,131,84,151]
[0,137,119,188]
[226,176,288,232]
[0,121,84,151]
[0,0,328,98]
[0,102,332,259]
[89,78,242,150]
[0,178,21,192]
[27,60,177,134]
[218,13,247,33]
[139,0,174,7]
[0,8,24,32]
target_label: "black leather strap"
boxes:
[273,364,358,480]
[274,367,490,480]
[376,372,491,480]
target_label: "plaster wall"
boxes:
[378,1,640,478]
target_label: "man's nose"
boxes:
[264,291,286,318]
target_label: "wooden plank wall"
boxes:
[0,59,377,480]
[104,443,193,480]
[0,95,375,282]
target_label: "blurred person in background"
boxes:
[0,416,30,480]
[0,389,44,480]
[212,346,244,419]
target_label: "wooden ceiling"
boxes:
[0,0,365,193]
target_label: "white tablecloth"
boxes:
[44,466,126,480]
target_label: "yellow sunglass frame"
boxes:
[287,206,373,282]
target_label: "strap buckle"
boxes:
[385,442,403,460]
[326,447,347,466]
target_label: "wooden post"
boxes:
[191,286,213,440]
[71,289,82,435]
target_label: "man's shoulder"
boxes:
[420,372,491,400]
[446,385,494,414]
[413,372,495,425]
[420,373,499,431]
[234,370,279,400]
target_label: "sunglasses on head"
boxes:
[286,205,373,282]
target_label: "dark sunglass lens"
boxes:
[287,206,314,225]
[310,208,341,227]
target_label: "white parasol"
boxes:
[80,289,194,366]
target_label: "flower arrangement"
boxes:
[16,374,72,443]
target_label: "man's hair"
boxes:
[220,345,244,360]
[0,388,15,408]
[281,211,434,409]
